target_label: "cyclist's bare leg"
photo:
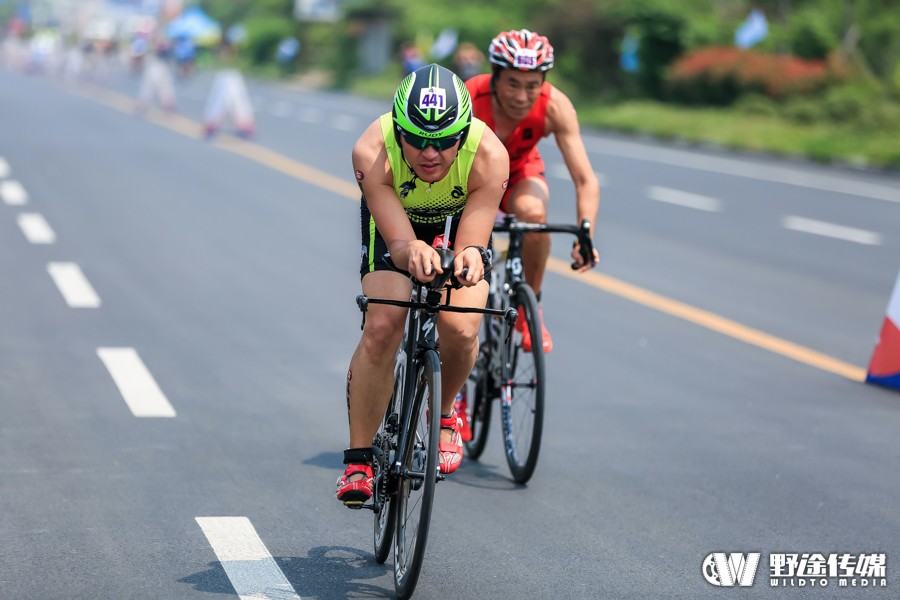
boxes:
[507,177,550,295]
[346,271,412,464]
[436,280,489,443]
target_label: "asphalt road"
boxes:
[1,63,900,599]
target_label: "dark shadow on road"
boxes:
[449,458,526,491]
[178,562,237,596]
[179,546,391,599]
[303,451,344,470]
[278,546,391,599]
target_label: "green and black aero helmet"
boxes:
[392,63,472,151]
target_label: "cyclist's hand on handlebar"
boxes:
[453,246,483,286]
[571,241,599,272]
[407,240,442,282]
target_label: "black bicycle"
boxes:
[464,215,595,484]
[356,247,516,600]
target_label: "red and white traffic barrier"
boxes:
[867,270,900,390]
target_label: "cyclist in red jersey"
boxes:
[465,29,600,354]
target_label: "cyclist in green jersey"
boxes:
[337,64,509,506]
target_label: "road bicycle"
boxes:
[355,243,516,599]
[463,215,595,484]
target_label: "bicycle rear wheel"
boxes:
[502,284,545,484]
[373,367,402,564]
[393,349,441,600]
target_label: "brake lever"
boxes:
[356,294,368,330]
[571,219,596,270]
[449,267,469,289]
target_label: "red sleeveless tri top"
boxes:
[466,73,552,174]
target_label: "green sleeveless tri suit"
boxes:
[359,112,486,277]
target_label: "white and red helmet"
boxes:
[488,29,555,72]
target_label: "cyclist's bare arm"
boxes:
[545,88,600,270]
[452,128,509,285]
[351,120,441,282]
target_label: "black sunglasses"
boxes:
[399,129,463,151]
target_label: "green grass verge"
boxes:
[579,101,900,170]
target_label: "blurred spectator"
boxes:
[136,40,177,112]
[1,29,28,71]
[62,43,84,82]
[400,42,425,76]
[203,69,255,138]
[276,37,300,74]
[454,42,484,81]
[26,29,62,75]
[173,35,196,78]
[130,34,149,74]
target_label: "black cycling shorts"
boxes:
[359,199,490,281]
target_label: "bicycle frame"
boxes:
[466,214,595,481]
[356,272,516,511]
[482,214,595,385]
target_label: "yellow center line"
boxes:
[69,83,867,382]
[546,260,866,382]
[213,136,361,198]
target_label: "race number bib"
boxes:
[514,48,538,69]
[419,87,447,111]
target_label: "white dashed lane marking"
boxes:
[47,262,101,308]
[647,185,722,212]
[782,215,882,246]
[97,347,176,417]
[1,180,28,205]
[17,212,56,244]
[549,163,607,187]
[332,114,357,132]
[270,101,292,118]
[0,157,9,178]
[196,517,303,600]
[297,107,320,123]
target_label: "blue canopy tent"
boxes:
[165,7,221,46]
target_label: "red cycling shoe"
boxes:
[336,463,373,508]
[514,306,553,353]
[453,393,473,442]
[439,412,464,474]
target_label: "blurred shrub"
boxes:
[735,93,779,117]
[539,8,627,100]
[892,63,900,99]
[781,98,824,124]
[243,16,294,66]
[667,47,841,105]
[822,83,883,122]
[857,12,900,81]
[628,2,686,99]
[682,16,732,51]
[787,9,838,60]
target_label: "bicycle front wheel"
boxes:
[502,284,545,484]
[393,349,441,600]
